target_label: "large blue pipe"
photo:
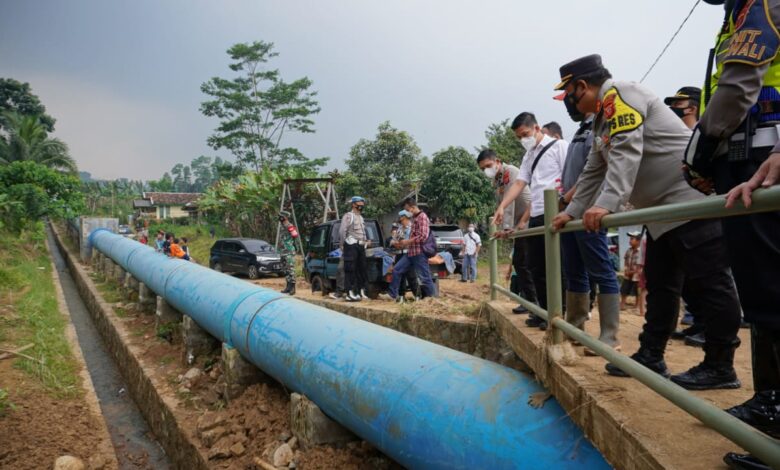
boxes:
[89,229,609,470]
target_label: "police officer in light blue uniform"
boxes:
[685,1,780,468]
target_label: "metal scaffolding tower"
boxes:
[275,177,340,256]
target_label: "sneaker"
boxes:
[670,363,741,390]
[684,332,705,348]
[725,391,780,437]
[723,453,770,470]
[360,289,368,300]
[512,304,529,314]
[346,291,362,302]
[605,349,671,378]
[377,293,396,302]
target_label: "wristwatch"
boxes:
[558,195,569,209]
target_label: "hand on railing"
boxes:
[552,212,573,231]
[583,206,611,232]
[726,153,780,209]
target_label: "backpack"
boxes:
[422,230,437,258]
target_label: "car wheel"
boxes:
[247,265,259,280]
[213,262,223,273]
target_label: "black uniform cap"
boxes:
[663,86,702,106]
[554,54,606,90]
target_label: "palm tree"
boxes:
[0,112,77,172]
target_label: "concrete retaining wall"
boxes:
[52,224,209,470]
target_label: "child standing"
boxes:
[620,232,643,310]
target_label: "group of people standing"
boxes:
[483,1,780,466]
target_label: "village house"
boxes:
[132,192,201,220]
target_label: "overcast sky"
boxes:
[0,0,723,181]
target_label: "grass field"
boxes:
[0,224,80,398]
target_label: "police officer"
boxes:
[684,1,780,467]
[551,54,744,390]
[278,211,299,295]
[553,79,622,356]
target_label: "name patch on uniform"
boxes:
[721,0,780,66]
[602,87,643,137]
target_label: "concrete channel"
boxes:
[45,225,170,469]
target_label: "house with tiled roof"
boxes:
[132,192,202,220]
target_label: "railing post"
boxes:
[543,189,564,344]
[489,219,498,301]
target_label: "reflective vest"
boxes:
[703,0,780,122]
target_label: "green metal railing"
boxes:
[488,186,780,467]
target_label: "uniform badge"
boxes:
[602,87,644,137]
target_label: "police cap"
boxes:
[554,54,606,90]
[663,86,701,106]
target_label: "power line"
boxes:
[640,0,702,83]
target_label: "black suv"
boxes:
[209,238,283,279]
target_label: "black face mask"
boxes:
[669,106,687,118]
[564,85,585,122]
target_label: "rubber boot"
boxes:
[281,281,291,294]
[288,282,296,296]
[597,293,620,348]
[723,453,771,470]
[565,291,589,331]
[671,339,741,390]
[725,390,780,437]
[605,346,670,378]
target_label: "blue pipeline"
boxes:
[89,229,609,470]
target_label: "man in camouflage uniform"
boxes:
[279,211,299,295]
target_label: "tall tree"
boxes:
[0,112,76,172]
[0,78,56,133]
[200,41,321,172]
[480,119,526,166]
[423,147,495,223]
[338,122,425,218]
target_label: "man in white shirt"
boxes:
[494,112,569,329]
[460,223,481,283]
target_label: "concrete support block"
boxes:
[103,257,114,278]
[138,283,155,314]
[124,273,139,301]
[92,252,102,271]
[114,264,126,284]
[156,296,183,325]
[290,392,356,448]
[182,315,219,365]
[221,343,270,400]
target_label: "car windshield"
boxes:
[432,226,462,238]
[243,240,274,253]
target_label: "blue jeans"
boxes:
[561,230,619,294]
[389,254,435,298]
[462,254,477,281]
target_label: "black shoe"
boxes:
[512,304,529,314]
[281,281,292,294]
[525,314,545,328]
[723,453,771,470]
[684,332,706,348]
[538,320,548,331]
[459,279,468,283]
[605,349,671,378]
[670,363,741,390]
[288,283,296,296]
[671,324,704,340]
[725,390,780,437]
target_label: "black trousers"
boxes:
[343,243,367,293]
[642,219,741,352]
[512,237,538,302]
[714,148,780,388]
[526,215,566,311]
